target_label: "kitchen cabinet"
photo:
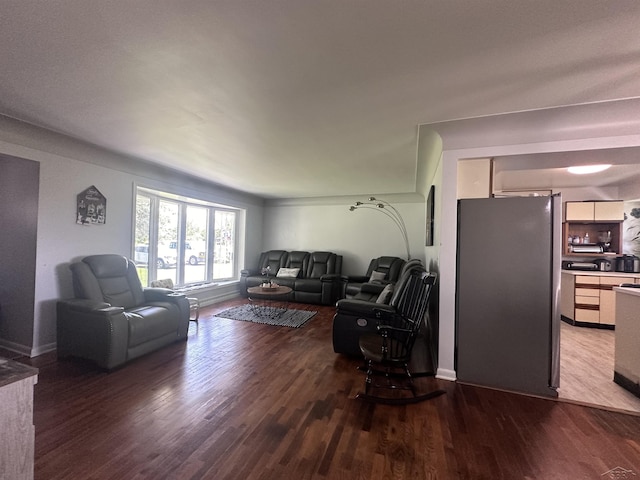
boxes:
[563,200,624,256]
[563,222,623,256]
[561,272,639,327]
[0,359,38,480]
[564,201,624,222]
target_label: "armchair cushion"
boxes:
[71,254,145,309]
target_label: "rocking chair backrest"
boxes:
[376,271,437,362]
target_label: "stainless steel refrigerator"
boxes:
[456,195,561,398]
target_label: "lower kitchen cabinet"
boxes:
[561,272,638,327]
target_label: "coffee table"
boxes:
[246,285,293,319]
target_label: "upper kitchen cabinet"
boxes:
[564,201,624,222]
[563,200,624,256]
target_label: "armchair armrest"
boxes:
[347,275,370,284]
[359,283,385,295]
[143,288,190,337]
[56,300,130,370]
[60,298,117,313]
[143,287,185,302]
[335,298,395,317]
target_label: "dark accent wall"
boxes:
[0,154,39,351]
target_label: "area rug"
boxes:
[214,304,317,328]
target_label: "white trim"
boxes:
[31,342,56,358]
[0,338,32,357]
[436,368,457,382]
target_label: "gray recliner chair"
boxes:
[57,254,190,370]
[344,256,406,301]
[332,259,425,356]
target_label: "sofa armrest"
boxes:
[320,273,344,283]
[241,269,260,277]
[318,273,348,304]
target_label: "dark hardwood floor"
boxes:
[16,299,640,479]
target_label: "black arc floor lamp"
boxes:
[349,197,411,260]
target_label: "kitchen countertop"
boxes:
[561,270,640,278]
[613,286,640,298]
[0,357,38,388]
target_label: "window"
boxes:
[133,186,240,287]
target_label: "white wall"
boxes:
[0,116,264,356]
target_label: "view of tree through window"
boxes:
[133,187,239,287]
[214,210,235,279]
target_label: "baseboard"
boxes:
[0,338,32,357]
[0,338,57,358]
[436,368,456,382]
[200,291,241,307]
[31,342,57,357]
[613,371,640,399]
[561,315,614,330]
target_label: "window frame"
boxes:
[132,185,241,288]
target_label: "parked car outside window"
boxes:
[134,245,177,269]
[167,241,205,265]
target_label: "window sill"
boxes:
[175,280,238,294]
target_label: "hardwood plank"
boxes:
[12,299,640,479]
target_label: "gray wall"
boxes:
[262,195,425,276]
[0,116,264,356]
[0,155,39,351]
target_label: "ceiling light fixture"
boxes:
[567,164,612,175]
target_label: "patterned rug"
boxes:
[213,304,317,328]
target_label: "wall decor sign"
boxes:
[76,185,106,225]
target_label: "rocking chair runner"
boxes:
[356,271,445,405]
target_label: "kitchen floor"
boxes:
[558,321,640,414]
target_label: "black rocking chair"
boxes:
[356,271,446,405]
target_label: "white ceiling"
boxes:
[2,1,640,198]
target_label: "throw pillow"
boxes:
[376,283,394,304]
[369,270,386,284]
[151,278,174,289]
[277,267,301,278]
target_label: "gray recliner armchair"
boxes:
[57,254,190,370]
[344,256,406,301]
[332,259,426,356]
